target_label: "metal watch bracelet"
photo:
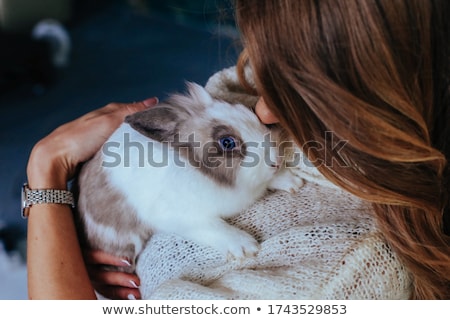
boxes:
[21,183,75,218]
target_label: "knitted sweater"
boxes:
[135,67,412,299]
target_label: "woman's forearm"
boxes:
[26,154,97,299]
[27,203,97,299]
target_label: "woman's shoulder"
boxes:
[234,180,377,239]
[236,182,412,299]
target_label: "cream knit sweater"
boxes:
[135,67,412,299]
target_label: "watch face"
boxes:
[21,183,30,218]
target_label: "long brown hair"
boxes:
[235,0,450,299]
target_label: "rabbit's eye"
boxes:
[219,136,236,151]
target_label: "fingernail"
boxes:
[142,97,158,107]
[127,293,137,300]
[129,280,139,289]
[120,259,132,267]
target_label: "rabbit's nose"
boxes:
[270,163,280,171]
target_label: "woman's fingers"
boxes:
[95,285,141,300]
[64,98,159,166]
[84,250,133,268]
[84,249,142,300]
[88,267,140,289]
[89,269,141,300]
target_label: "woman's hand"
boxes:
[27,97,158,189]
[84,250,141,300]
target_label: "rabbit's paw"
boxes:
[221,227,260,260]
[268,168,304,193]
[189,223,260,260]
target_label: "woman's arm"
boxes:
[26,98,157,299]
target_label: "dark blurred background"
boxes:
[0,0,241,258]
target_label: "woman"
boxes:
[236,0,450,299]
[26,0,449,299]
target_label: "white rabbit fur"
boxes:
[76,83,303,269]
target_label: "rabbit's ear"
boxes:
[186,82,213,106]
[125,106,183,142]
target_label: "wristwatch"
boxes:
[21,183,75,218]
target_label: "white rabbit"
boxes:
[76,83,303,270]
